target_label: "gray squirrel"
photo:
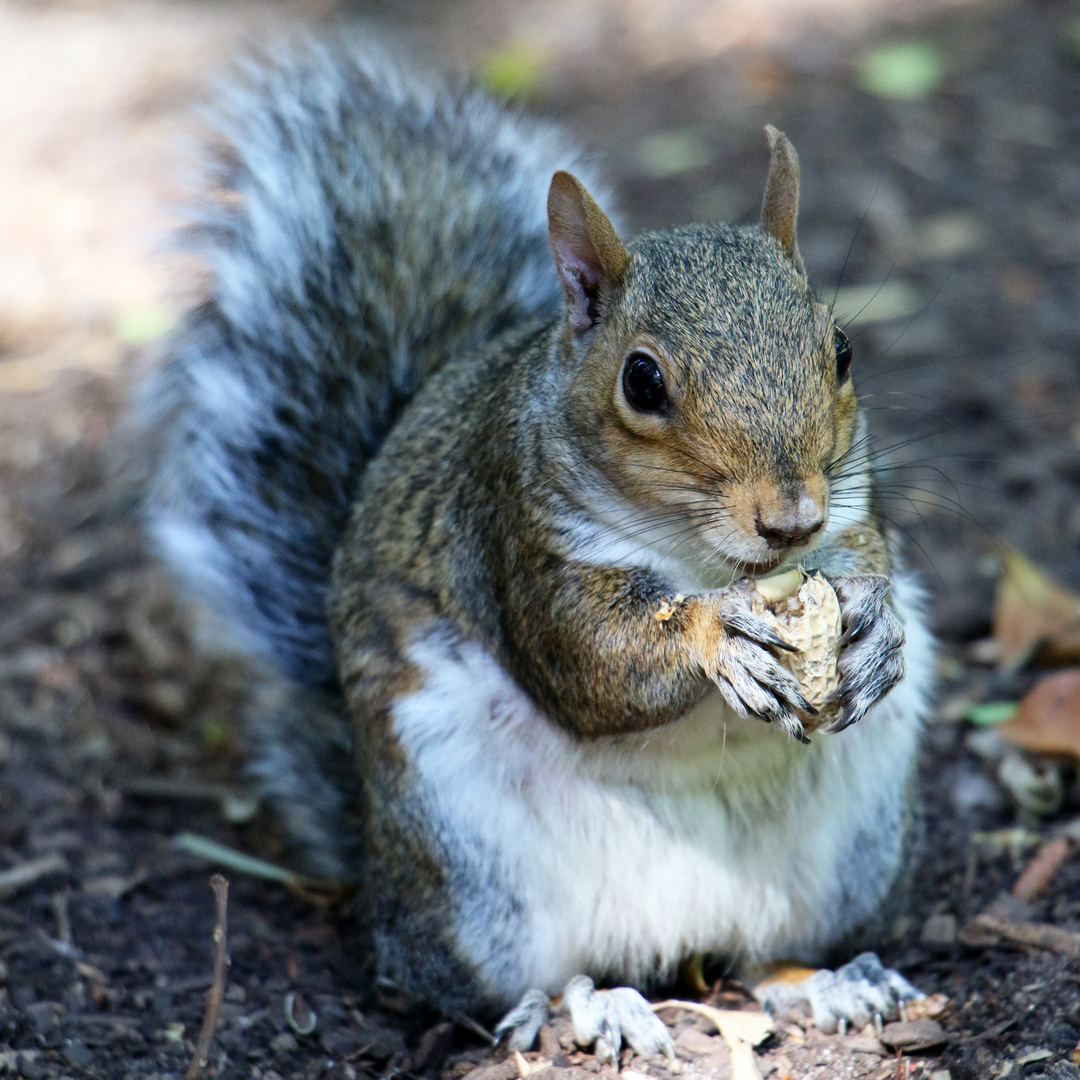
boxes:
[144,37,933,1053]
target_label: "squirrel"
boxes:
[144,37,934,1053]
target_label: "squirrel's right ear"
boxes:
[760,125,805,277]
[548,172,629,333]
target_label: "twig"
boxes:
[963,913,1080,959]
[173,833,295,884]
[1012,834,1073,901]
[452,1013,496,1045]
[184,874,230,1080]
[51,890,72,947]
[0,853,68,899]
[173,832,345,903]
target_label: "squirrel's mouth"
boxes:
[736,555,786,577]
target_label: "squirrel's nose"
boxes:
[754,492,825,549]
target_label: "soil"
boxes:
[2,1,1080,1078]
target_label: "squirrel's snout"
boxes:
[754,491,825,550]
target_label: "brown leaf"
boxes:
[994,549,1080,670]
[999,669,1080,758]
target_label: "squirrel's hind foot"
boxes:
[495,977,675,1064]
[754,951,922,1035]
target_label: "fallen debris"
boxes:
[172,831,346,902]
[1011,834,1074,902]
[0,853,69,900]
[993,549,1080,670]
[960,913,1080,959]
[879,1020,949,1053]
[653,1000,773,1080]
[183,874,230,1080]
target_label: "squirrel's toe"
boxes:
[755,952,922,1034]
[495,988,551,1052]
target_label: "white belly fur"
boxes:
[390,573,932,1001]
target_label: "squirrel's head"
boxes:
[548,127,859,582]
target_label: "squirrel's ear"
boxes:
[760,125,805,276]
[548,171,629,333]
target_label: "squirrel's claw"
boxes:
[755,952,923,1034]
[494,988,551,1051]
[712,628,814,739]
[712,583,816,738]
[826,575,906,732]
[718,587,798,653]
[497,979,675,1063]
[563,977,675,1064]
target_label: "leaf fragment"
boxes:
[652,1000,772,1080]
[965,701,1018,726]
[993,549,1080,670]
[999,669,1080,758]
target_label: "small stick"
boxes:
[453,1013,496,1045]
[1012,835,1073,902]
[173,832,344,902]
[51,890,72,947]
[0,853,68,899]
[184,874,230,1080]
[965,913,1080,959]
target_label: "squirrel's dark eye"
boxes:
[622,352,668,413]
[834,327,852,383]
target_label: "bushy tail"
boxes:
[145,38,606,689]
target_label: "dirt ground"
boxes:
[3,0,1080,1078]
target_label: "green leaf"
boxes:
[965,701,1019,726]
[478,42,547,101]
[858,41,944,101]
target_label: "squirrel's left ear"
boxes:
[760,125,805,277]
[548,172,629,334]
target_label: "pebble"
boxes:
[674,1027,723,1056]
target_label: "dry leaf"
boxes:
[652,1000,773,1080]
[994,549,1080,670]
[1000,669,1080,758]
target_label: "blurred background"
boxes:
[3,0,1079,639]
[2,1,1080,1076]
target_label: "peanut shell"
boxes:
[751,570,843,732]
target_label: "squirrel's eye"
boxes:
[622,352,668,413]
[834,327,852,383]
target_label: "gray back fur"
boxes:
[144,37,610,687]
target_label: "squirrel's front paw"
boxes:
[710,582,816,739]
[825,575,906,734]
